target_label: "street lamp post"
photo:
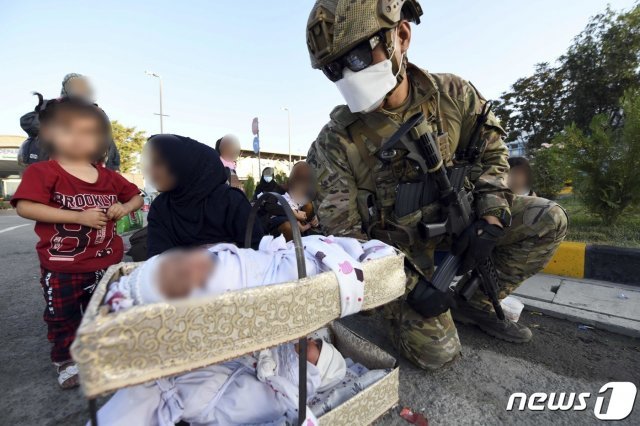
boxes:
[145,71,168,133]
[282,107,292,170]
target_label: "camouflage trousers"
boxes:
[383,195,568,370]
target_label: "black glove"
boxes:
[452,219,505,274]
[406,278,454,318]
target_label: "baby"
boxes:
[106,234,396,316]
[95,235,396,425]
[95,335,346,425]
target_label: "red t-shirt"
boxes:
[11,161,140,273]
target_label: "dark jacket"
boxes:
[18,112,43,165]
[253,178,284,201]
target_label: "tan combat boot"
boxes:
[451,301,533,343]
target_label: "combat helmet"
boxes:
[306,0,423,71]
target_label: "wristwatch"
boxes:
[483,208,512,227]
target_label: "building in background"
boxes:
[236,149,306,182]
[506,140,526,158]
[0,135,24,199]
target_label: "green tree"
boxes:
[243,175,256,200]
[111,120,146,173]
[496,4,640,153]
[494,63,566,152]
[560,6,640,130]
[557,91,640,223]
[529,143,571,200]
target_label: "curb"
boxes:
[519,296,640,339]
[513,274,640,338]
[543,242,640,286]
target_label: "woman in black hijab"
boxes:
[253,167,284,201]
[146,134,263,257]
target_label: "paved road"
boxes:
[1,211,638,425]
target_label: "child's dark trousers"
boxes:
[39,268,105,362]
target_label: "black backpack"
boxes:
[17,136,46,166]
[126,226,149,262]
[18,109,46,165]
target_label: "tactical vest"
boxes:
[332,90,453,248]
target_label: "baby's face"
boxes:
[157,249,216,300]
[295,338,322,365]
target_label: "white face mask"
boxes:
[334,30,403,113]
[264,176,273,183]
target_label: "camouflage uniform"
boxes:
[307,65,568,370]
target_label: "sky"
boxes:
[0,0,637,156]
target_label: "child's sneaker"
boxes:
[54,361,79,389]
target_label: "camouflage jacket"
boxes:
[307,64,514,239]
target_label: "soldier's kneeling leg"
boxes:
[467,195,568,311]
[383,300,461,371]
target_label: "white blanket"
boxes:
[97,235,396,425]
[94,344,321,426]
[107,235,395,318]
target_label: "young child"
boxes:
[95,234,396,425]
[271,162,320,241]
[11,95,143,389]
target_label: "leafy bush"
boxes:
[274,169,288,186]
[557,91,640,223]
[243,176,256,200]
[529,143,571,199]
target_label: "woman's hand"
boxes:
[294,210,307,221]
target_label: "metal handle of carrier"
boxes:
[246,192,309,426]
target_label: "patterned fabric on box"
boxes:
[72,253,405,397]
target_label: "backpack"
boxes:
[17,136,46,166]
[126,226,148,262]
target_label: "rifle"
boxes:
[377,103,505,320]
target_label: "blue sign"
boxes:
[253,136,260,154]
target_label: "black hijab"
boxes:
[254,168,284,200]
[146,135,262,257]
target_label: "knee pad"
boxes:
[397,310,462,371]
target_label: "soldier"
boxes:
[306,0,568,370]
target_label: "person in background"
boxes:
[215,133,243,190]
[18,73,121,171]
[253,167,284,200]
[11,95,143,389]
[262,162,320,241]
[145,134,263,258]
[507,157,536,197]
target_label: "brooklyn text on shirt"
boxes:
[52,192,117,210]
